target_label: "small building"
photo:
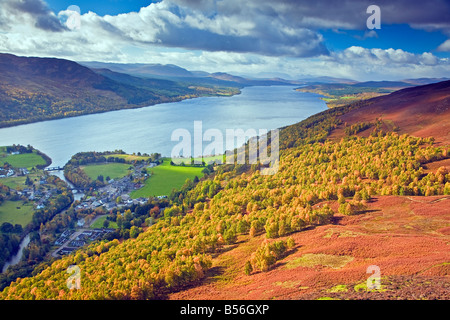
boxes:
[77,218,85,227]
[91,201,102,207]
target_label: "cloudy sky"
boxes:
[1,0,450,80]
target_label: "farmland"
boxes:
[131,159,205,198]
[0,200,35,227]
[81,163,132,181]
[0,146,47,169]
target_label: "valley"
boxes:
[0,80,448,300]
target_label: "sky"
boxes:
[1,0,450,81]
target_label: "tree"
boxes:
[0,222,14,233]
[116,215,124,229]
[124,209,133,222]
[13,224,23,234]
[244,260,253,275]
[25,175,33,186]
[130,226,140,238]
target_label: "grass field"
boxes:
[105,154,150,162]
[131,159,205,198]
[89,215,118,229]
[81,163,132,181]
[0,172,41,190]
[0,200,35,227]
[0,147,47,169]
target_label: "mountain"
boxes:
[1,80,449,300]
[330,80,450,144]
[0,53,240,128]
[298,76,357,84]
[80,61,195,78]
[403,77,450,85]
[351,80,414,88]
[208,72,302,86]
[80,61,304,87]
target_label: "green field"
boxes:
[0,200,35,227]
[105,154,150,162]
[0,172,41,190]
[89,215,118,229]
[0,147,47,169]
[81,163,132,181]
[131,159,205,198]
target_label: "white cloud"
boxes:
[0,0,449,81]
[437,39,450,52]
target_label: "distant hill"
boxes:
[80,61,195,78]
[351,80,414,88]
[0,53,239,128]
[330,80,450,144]
[81,61,303,87]
[403,77,450,85]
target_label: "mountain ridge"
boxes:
[0,53,240,128]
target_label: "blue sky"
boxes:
[1,0,449,80]
[45,0,157,16]
[322,24,448,57]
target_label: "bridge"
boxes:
[44,166,64,171]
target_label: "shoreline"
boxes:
[0,89,242,130]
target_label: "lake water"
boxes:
[0,86,326,168]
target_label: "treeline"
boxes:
[279,99,374,150]
[5,145,33,154]
[64,166,103,189]
[344,121,373,135]
[245,237,295,274]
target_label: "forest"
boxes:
[1,95,449,299]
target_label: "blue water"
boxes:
[0,86,326,167]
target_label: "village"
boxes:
[51,161,170,256]
[0,166,63,211]
[73,162,160,212]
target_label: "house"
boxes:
[77,218,85,227]
[92,201,102,207]
[104,202,116,210]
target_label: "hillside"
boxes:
[0,53,240,128]
[329,80,450,145]
[0,81,449,300]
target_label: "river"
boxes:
[0,86,326,167]
[1,234,31,273]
